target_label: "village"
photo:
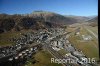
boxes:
[0,27,97,66]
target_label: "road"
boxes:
[83,26,98,39]
[44,42,74,66]
[43,32,79,66]
[43,32,69,66]
[43,30,97,66]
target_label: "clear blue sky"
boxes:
[0,0,98,16]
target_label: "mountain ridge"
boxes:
[0,11,98,33]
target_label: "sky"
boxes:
[0,0,98,16]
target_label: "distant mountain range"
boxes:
[0,11,98,33]
[87,16,98,22]
[86,16,98,27]
[64,15,90,22]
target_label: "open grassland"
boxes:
[25,50,62,66]
[86,26,98,35]
[0,30,34,46]
[58,49,69,56]
[82,26,98,46]
[68,26,99,61]
[0,31,20,46]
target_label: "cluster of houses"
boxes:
[0,32,43,65]
[0,28,65,65]
[74,27,92,41]
[0,27,95,66]
[49,32,93,66]
[82,35,92,41]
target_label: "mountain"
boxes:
[28,11,78,24]
[0,12,64,33]
[86,15,97,19]
[87,16,98,22]
[87,16,98,27]
[0,11,97,33]
[65,15,90,22]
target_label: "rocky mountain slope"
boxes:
[0,11,97,33]
[0,11,78,33]
[28,11,78,24]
